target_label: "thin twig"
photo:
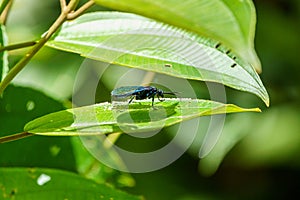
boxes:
[0,0,80,95]
[0,41,37,52]
[103,132,122,148]
[0,37,47,95]
[0,0,12,24]
[60,0,67,13]
[0,132,33,144]
[0,0,96,144]
[0,0,10,15]
[67,0,95,20]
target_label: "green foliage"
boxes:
[47,12,269,106]
[0,86,75,170]
[24,99,260,136]
[0,167,142,200]
[0,85,137,194]
[0,0,287,199]
[94,0,261,72]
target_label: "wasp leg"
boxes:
[128,96,135,104]
[157,95,165,102]
[151,96,154,107]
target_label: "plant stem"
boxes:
[0,0,11,24]
[0,0,82,95]
[0,0,96,144]
[0,37,47,95]
[60,0,67,13]
[67,0,95,20]
[0,132,33,143]
[0,41,37,52]
[0,0,10,15]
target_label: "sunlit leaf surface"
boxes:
[24,99,260,136]
[46,12,269,106]
[94,0,261,72]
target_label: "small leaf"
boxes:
[0,167,142,200]
[24,99,260,136]
[94,0,261,72]
[46,12,269,106]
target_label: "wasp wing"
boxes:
[111,86,141,99]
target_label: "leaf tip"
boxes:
[254,107,262,113]
[265,99,270,107]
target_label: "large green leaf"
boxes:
[24,99,260,136]
[0,167,142,200]
[0,85,134,187]
[94,0,261,72]
[46,12,269,106]
[0,86,76,171]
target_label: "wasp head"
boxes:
[157,89,164,98]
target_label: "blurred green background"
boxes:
[2,0,300,199]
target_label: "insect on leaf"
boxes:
[24,99,261,136]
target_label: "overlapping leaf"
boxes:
[95,0,261,72]
[47,12,269,106]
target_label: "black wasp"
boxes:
[111,86,176,106]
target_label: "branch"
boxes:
[0,37,48,95]
[0,0,96,144]
[0,41,37,52]
[60,0,67,13]
[0,132,33,144]
[67,0,95,20]
[0,0,82,95]
[0,0,12,24]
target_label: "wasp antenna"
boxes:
[164,91,179,96]
[164,92,174,95]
